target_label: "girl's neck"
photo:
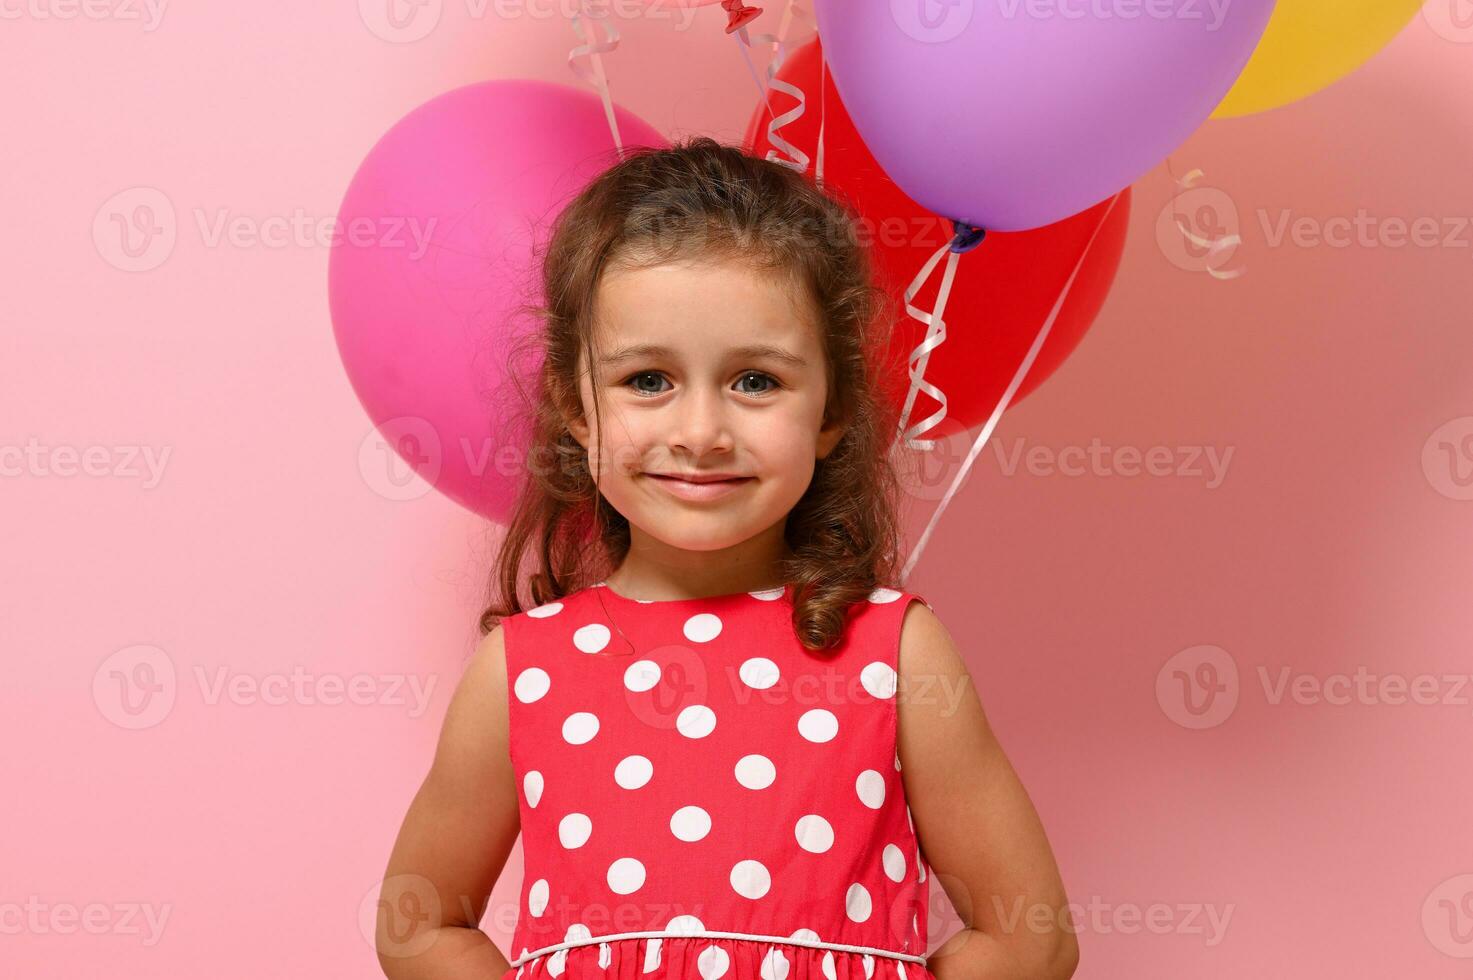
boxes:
[607,527,793,602]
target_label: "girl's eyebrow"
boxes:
[598,343,808,368]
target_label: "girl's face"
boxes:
[568,257,846,556]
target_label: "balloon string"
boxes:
[899,190,1125,586]
[815,40,826,189]
[734,0,813,174]
[569,0,625,160]
[895,240,963,450]
[1164,155,1244,281]
[895,217,985,451]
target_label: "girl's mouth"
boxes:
[643,473,754,502]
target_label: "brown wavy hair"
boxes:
[478,136,910,651]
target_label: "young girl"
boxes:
[377,139,1078,980]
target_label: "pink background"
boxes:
[3,3,1471,977]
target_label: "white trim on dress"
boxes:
[510,929,928,968]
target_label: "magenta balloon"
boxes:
[812,0,1275,231]
[329,80,665,522]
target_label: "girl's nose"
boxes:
[667,386,735,457]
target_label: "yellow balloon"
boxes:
[1212,0,1425,118]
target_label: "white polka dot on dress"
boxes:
[607,857,646,894]
[860,661,897,699]
[614,755,653,789]
[683,612,723,643]
[514,667,550,704]
[572,622,611,653]
[523,771,544,807]
[562,711,599,745]
[697,944,730,980]
[528,878,548,915]
[882,843,907,882]
[734,754,776,789]
[794,814,835,853]
[670,805,711,841]
[739,656,780,689]
[558,812,592,848]
[623,659,661,692]
[730,859,771,899]
[676,704,717,738]
[855,769,886,808]
[797,708,838,743]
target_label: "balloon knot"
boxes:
[720,0,762,33]
[949,220,986,254]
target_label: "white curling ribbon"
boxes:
[814,43,826,188]
[1166,156,1243,281]
[900,190,1126,585]
[731,0,814,175]
[894,237,966,451]
[568,0,625,159]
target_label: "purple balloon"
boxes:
[329,80,665,522]
[813,0,1276,231]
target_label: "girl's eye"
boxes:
[621,371,782,398]
[734,371,780,397]
[624,371,671,397]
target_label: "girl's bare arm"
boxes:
[897,603,1079,980]
[376,626,522,980]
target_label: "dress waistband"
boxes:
[511,929,928,967]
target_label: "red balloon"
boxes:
[744,38,1131,441]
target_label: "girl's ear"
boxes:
[816,409,847,460]
[565,411,591,450]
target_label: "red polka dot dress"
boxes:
[499,581,937,980]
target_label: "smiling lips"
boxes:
[644,472,754,502]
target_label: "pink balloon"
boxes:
[329,80,665,521]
